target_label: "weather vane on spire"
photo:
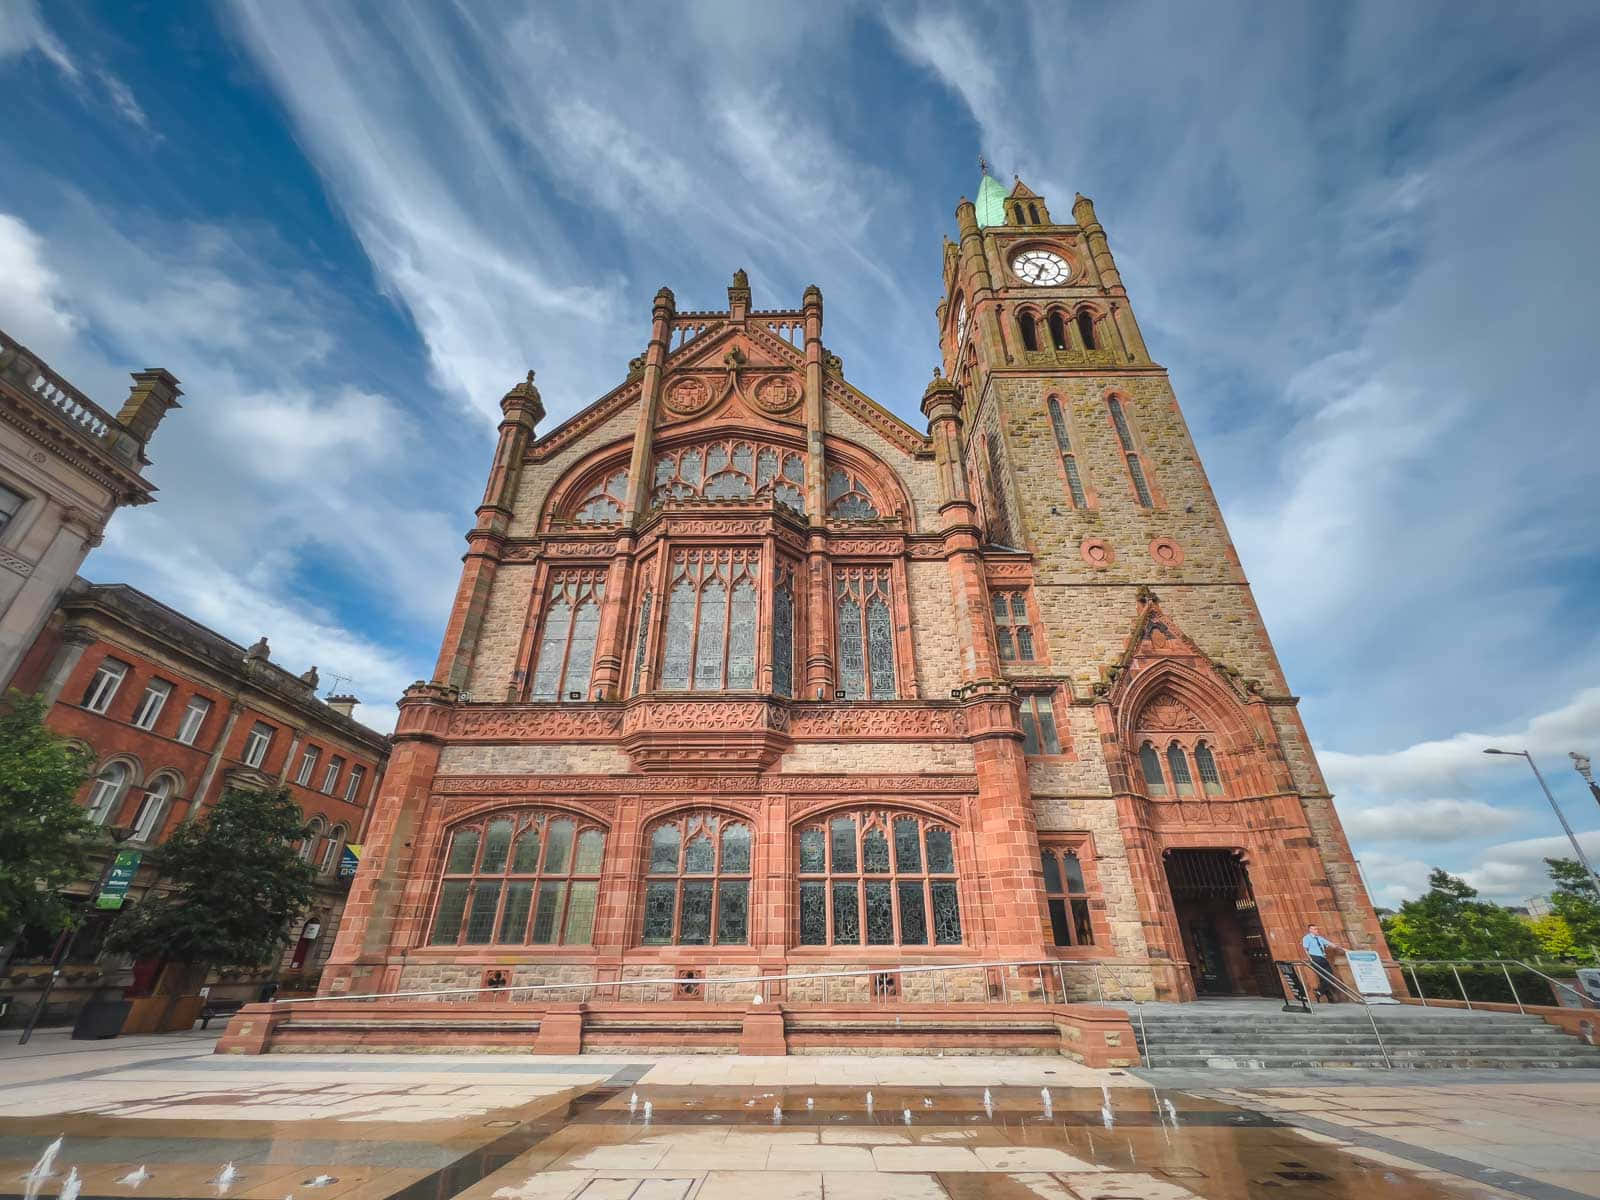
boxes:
[978,155,989,175]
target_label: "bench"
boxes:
[199,1000,246,1030]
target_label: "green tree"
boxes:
[1529,913,1577,961]
[105,786,315,973]
[0,690,95,943]
[1543,857,1600,964]
[1380,869,1539,961]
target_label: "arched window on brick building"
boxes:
[642,812,751,946]
[795,811,962,947]
[1134,690,1229,801]
[429,812,606,947]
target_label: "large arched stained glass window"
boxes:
[835,567,897,700]
[797,812,962,946]
[572,470,629,524]
[652,439,805,513]
[641,813,752,945]
[530,571,605,700]
[826,467,880,519]
[660,549,759,690]
[429,812,606,947]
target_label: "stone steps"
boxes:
[1133,1008,1600,1070]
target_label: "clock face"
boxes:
[1012,249,1071,286]
[955,298,969,342]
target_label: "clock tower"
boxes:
[933,166,1393,999]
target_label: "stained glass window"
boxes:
[796,812,961,946]
[641,813,751,945]
[985,432,1015,546]
[651,439,805,513]
[1195,741,1224,795]
[992,590,1036,662]
[1139,741,1166,795]
[835,568,896,699]
[631,588,653,695]
[772,565,795,697]
[1046,396,1088,507]
[529,571,605,700]
[572,469,629,524]
[1107,397,1154,507]
[1167,741,1195,796]
[826,466,880,519]
[1042,844,1096,947]
[428,811,605,947]
[660,549,760,691]
[1019,692,1062,755]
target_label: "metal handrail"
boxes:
[1288,957,1392,1069]
[272,956,1165,1007]
[1385,957,1598,1011]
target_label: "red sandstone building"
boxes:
[3,581,388,1021]
[291,174,1387,1048]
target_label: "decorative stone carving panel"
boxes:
[449,707,625,741]
[788,706,966,740]
[663,377,713,416]
[752,374,802,415]
[1136,690,1206,733]
[432,772,980,796]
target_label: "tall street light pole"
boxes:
[1571,752,1600,812]
[1484,749,1600,900]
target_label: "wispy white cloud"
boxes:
[0,0,78,79]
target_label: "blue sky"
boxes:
[3,0,1598,908]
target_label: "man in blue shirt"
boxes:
[1302,924,1342,1002]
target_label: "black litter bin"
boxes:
[72,999,131,1039]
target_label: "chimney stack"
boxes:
[326,694,359,718]
[116,368,183,448]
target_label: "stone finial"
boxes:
[728,269,751,320]
[1072,192,1098,226]
[732,268,749,290]
[245,636,270,661]
[299,665,320,689]
[501,368,545,427]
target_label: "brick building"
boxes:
[314,174,1387,1027]
[2,580,388,1021]
[0,328,181,690]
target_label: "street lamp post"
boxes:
[1484,749,1600,900]
[1571,752,1600,813]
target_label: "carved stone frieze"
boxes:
[787,792,969,824]
[828,537,906,557]
[788,706,966,740]
[1136,690,1206,733]
[449,707,625,740]
[431,772,980,796]
[621,698,791,772]
[983,559,1034,581]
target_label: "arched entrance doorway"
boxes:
[1163,849,1278,996]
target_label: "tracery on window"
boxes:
[530,570,604,700]
[1041,843,1096,947]
[572,469,629,524]
[992,590,1035,662]
[642,813,751,946]
[772,562,796,698]
[826,467,880,519]
[429,812,606,947]
[1137,737,1225,799]
[660,549,759,690]
[797,811,961,946]
[834,567,897,700]
[652,439,805,513]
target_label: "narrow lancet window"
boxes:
[1077,310,1098,350]
[1140,741,1166,794]
[530,571,604,700]
[1107,397,1154,507]
[772,564,795,697]
[1047,396,1088,507]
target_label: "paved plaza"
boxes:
[0,1031,1597,1200]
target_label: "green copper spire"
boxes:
[975,156,1006,228]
